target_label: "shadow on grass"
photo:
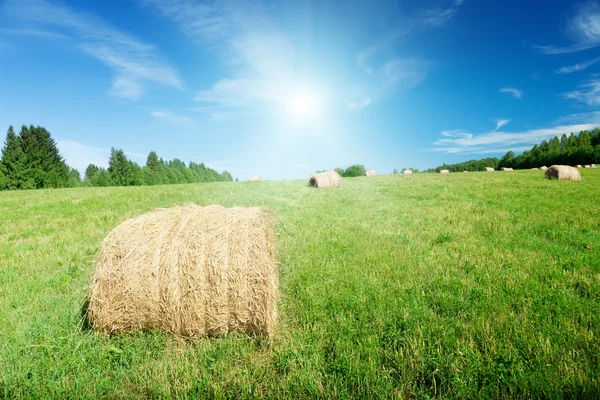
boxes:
[79,297,92,332]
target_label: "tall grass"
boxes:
[0,170,598,398]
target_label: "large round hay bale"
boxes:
[540,166,548,170]
[87,205,278,337]
[439,169,449,174]
[577,164,583,168]
[309,170,341,188]
[545,165,581,181]
[403,169,413,174]
[584,165,591,169]
[365,169,377,177]
[485,167,494,172]
[591,164,596,168]
[248,176,260,181]
[501,167,513,171]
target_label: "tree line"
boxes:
[315,164,369,177]
[427,128,600,172]
[0,125,233,191]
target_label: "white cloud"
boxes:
[0,28,68,39]
[494,119,510,131]
[57,140,146,174]
[499,87,523,99]
[564,79,600,105]
[205,160,248,173]
[429,120,600,154]
[556,56,600,74]
[151,110,195,127]
[3,0,182,101]
[535,1,600,54]
[347,98,372,111]
[143,0,296,114]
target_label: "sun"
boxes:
[284,89,322,123]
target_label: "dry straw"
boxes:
[87,205,278,338]
[541,166,548,170]
[592,164,597,168]
[577,165,583,168]
[501,167,514,171]
[309,170,342,188]
[545,165,581,181]
[365,170,377,176]
[248,176,260,181]
[485,167,494,172]
[439,169,450,174]
[403,169,413,174]
[584,165,591,168]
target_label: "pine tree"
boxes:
[108,148,133,186]
[0,126,26,190]
[19,125,70,188]
[85,164,101,181]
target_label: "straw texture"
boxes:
[309,170,342,188]
[87,205,278,337]
[545,165,581,181]
[485,167,494,172]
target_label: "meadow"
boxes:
[0,170,599,399]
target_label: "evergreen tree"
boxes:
[108,148,133,186]
[19,125,70,188]
[84,164,101,181]
[0,126,26,190]
[393,169,399,174]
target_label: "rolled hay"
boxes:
[309,170,341,188]
[584,165,591,169]
[87,205,278,337]
[365,169,377,177]
[485,167,494,172]
[577,165,583,168]
[439,169,450,174]
[531,168,539,170]
[544,165,581,181]
[248,176,260,181]
[592,164,597,168]
[463,171,469,173]
[403,169,413,175]
[541,166,548,170]
[501,167,513,171]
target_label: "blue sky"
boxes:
[2,0,600,179]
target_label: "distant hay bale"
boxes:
[248,176,260,181]
[545,165,581,181]
[592,164,596,168]
[463,171,469,173]
[485,167,494,172]
[439,169,449,174]
[403,169,413,174]
[309,170,342,188]
[584,165,591,169]
[577,165,583,168]
[365,170,377,177]
[501,167,513,171]
[531,168,539,170]
[540,166,548,170]
[87,205,278,338]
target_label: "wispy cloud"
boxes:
[205,160,248,173]
[499,87,523,99]
[429,120,600,154]
[142,0,297,116]
[556,56,600,73]
[3,0,182,101]
[564,79,600,105]
[57,140,146,173]
[353,0,464,110]
[494,119,510,131]
[347,98,372,111]
[534,1,600,54]
[151,110,196,127]
[0,27,68,39]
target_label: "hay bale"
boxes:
[365,170,377,177]
[501,167,513,171]
[531,168,539,170]
[592,164,596,168]
[584,165,591,168]
[577,165,583,168]
[248,176,260,181]
[87,205,278,337]
[309,170,342,188]
[540,166,548,170]
[439,169,449,174]
[485,167,494,172]
[463,171,469,173]
[545,165,581,181]
[403,169,413,175]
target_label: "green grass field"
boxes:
[1,170,599,398]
